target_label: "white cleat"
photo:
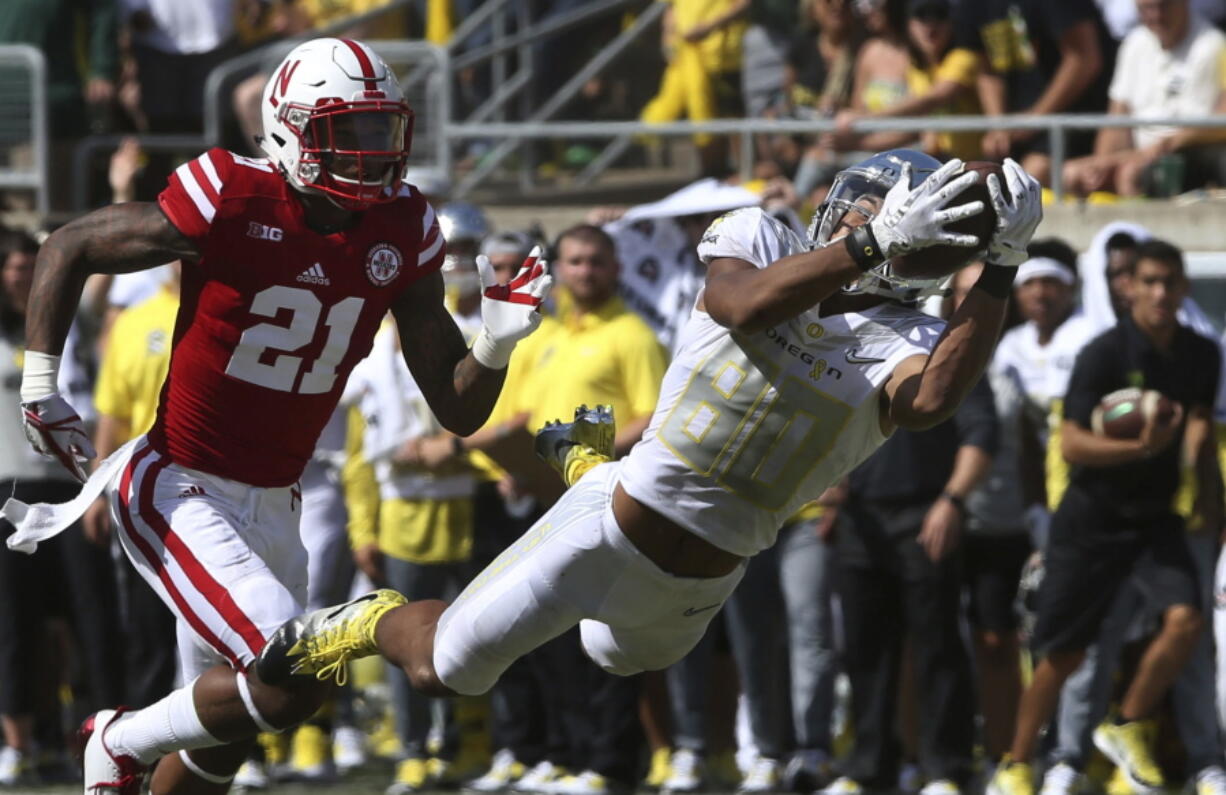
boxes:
[0,746,27,786]
[662,749,705,793]
[233,759,271,791]
[1196,767,1226,795]
[820,777,865,795]
[79,709,148,795]
[543,770,610,795]
[739,756,782,793]
[467,749,527,792]
[332,725,368,774]
[919,780,961,795]
[513,761,567,793]
[1038,762,1082,795]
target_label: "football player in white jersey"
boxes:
[257,150,1042,702]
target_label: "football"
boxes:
[1090,388,1176,439]
[890,160,1003,282]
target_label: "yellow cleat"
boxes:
[429,757,462,787]
[257,589,407,685]
[388,758,430,794]
[370,712,405,761]
[645,747,672,789]
[1093,721,1164,793]
[290,724,332,780]
[987,757,1035,795]
[1106,766,1135,795]
[535,405,616,487]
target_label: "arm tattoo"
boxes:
[28,202,199,354]
[393,272,507,435]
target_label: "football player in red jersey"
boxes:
[4,38,551,794]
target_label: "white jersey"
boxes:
[994,312,1098,438]
[618,208,945,556]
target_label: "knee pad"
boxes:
[580,619,647,677]
[432,621,501,696]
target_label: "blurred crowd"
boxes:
[4,0,1226,214]
[3,160,1226,795]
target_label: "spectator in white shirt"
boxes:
[1063,0,1226,196]
[123,0,239,132]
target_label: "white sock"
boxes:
[105,678,222,765]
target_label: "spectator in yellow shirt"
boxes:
[513,225,669,458]
[641,0,752,174]
[824,0,982,159]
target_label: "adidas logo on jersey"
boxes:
[296,263,330,285]
[178,485,207,499]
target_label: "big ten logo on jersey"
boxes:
[247,221,283,242]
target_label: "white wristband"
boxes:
[471,328,513,370]
[20,351,60,403]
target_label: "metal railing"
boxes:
[0,45,48,216]
[201,41,449,169]
[201,0,417,147]
[444,113,1226,201]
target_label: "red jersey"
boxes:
[153,148,444,487]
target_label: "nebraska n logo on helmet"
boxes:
[260,38,415,210]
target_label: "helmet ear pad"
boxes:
[259,38,415,209]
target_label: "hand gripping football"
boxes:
[890,161,1003,282]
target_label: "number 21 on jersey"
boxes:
[225,285,363,394]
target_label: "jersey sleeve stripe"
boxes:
[187,159,220,205]
[417,227,444,266]
[420,203,436,237]
[197,152,224,194]
[174,162,217,224]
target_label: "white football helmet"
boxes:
[808,148,953,302]
[260,37,413,209]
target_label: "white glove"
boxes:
[868,158,985,259]
[471,246,553,369]
[985,157,1043,268]
[21,394,95,483]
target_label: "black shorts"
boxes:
[963,532,1032,633]
[1030,487,1199,657]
